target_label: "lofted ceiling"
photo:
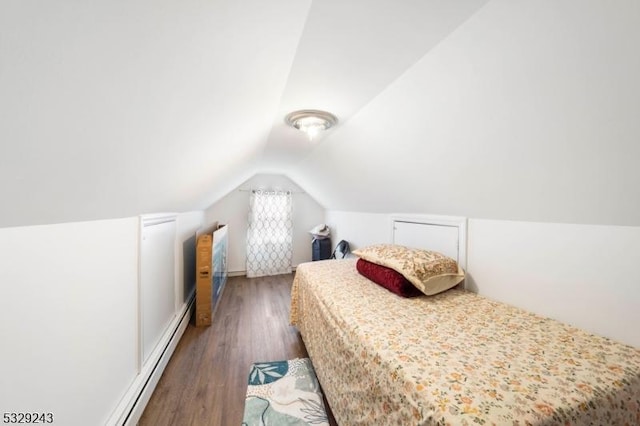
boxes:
[0,0,488,228]
[2,0,639,228]
[259,0,490,169]
[288,0,640,226]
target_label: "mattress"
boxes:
[290,259,640,425]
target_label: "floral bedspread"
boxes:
[290,259,640,425]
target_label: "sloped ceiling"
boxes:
[0,0,312,227]
[2,0,639,228]
[0,0,487,228]
[289,0,640,226]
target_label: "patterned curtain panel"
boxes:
[246,190,293,278]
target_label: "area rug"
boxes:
[242,357,329,425]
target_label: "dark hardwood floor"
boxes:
[139,273,337,426]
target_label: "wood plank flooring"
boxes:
[139,273,337,426]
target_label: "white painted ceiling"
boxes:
[288,0,640,226]
[2,0,639,228]
[0,0,487,227]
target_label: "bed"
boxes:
[290,217,640,425]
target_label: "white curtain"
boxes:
[246,190,293,277]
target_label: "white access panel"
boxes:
[140,214,177,364]
[391,214,467,270]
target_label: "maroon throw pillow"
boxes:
[356,258,422,297]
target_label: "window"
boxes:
[246,190,293,277]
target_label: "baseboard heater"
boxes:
[229,266,298,277]
[106,293,195,426]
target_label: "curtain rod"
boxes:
[238,189,306,194]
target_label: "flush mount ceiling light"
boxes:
[285,109,338,141]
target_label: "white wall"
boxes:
[205,174,325,274]
[466,219,640,348]
[326,210,389,253]
[325,210,640,348]
[0,211,204,426]
[0,218,139,425]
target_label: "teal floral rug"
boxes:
[242,358,329,425]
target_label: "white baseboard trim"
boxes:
[106,293,195,426]
[228,266,298,278]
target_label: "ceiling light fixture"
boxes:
[285,109,338,140]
